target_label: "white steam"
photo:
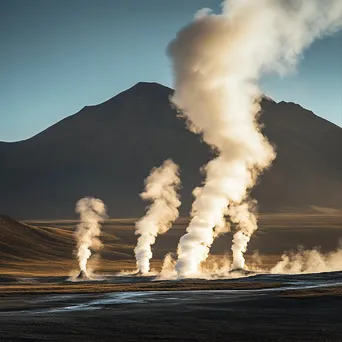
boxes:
[134,159,181,275]
[169,0,342,277]
[75,197,107,277]
[271,246,342,274]
[229,201,258,270]
[160,253,177,279]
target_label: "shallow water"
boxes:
[2,270,342,316]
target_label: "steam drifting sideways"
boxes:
[74,197,107,280]
[134,160,181,275]
[169,0,342,278]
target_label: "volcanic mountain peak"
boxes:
[131,81,172,91]
[0,82,341,219]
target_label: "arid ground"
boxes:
[1,211,342,341]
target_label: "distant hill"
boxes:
[0,82,341,219]
[0,214,72,262]
[0,214,131,266]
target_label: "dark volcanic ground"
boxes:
[1,272,342,341]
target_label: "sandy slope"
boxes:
[1,211,342,276]
[1,212,342,341]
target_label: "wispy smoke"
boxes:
[168,0,342,277]
[160,253,177,279]
[135,159,181,275]
[229,201,258,270]
[271,246,342,274]
[75,197,107,278]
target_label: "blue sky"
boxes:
[1,0,341,142]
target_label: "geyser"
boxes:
[169,0,342,277]
[74,197,107,279]
[134,159,181,275]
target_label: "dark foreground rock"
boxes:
[1,289,342,341]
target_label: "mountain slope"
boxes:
[0,214,72,262]
[0,82,341,219]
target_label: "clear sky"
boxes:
[1,0,341,142]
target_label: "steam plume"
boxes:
[271,246,342,274]
[169,0,342,277]
[134,159,181,275]
[75,197,107,278]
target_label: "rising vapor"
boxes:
[135,159,181,275]
[271,246,342,274]
[75,197,107,279]
[169,0,342,277]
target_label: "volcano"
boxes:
[0,82,341,219]
[76,270,90,281]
